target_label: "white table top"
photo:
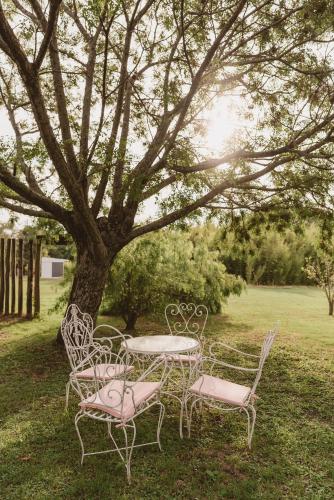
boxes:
[122,335,199,355]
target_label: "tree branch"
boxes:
[33,0,62,70]
[0,161,70,222]
[128,155,288,241]
[0,197,55,219]
[125,0,248,211]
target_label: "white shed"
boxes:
[41,257,68,278]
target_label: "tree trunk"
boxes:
[125,312,138,331]
[56,248,112,344]
[329,299,333,316]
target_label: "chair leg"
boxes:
[181,395,189,440]
[198,399,204,432]
[242,407,250,447]
[187,398,198,438]
[74,411,86,465]
[248,404,257,449]
[157,402,165,451]
[65,381,70,410]
[179,397,184,439]
[123,422,136,485]
[107,422,126,464]
[242,405,256,449]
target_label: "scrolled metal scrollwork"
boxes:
[165,303,208,341]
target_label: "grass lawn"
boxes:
[0,282,333,499]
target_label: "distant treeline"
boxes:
[216,223,319,286]
[28,216,323,290]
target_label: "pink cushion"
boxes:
[77,363,134,380]
[157,353,202,363]
[79,380,161,421]
[189,374,251,406]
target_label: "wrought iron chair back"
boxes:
[70,332,133,407]
[61,304,94,371]
[207,327,277,402]
[250,329,276,398]
[164,303,208,342]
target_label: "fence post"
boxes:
[10,238,16,315]
[4,239,10,315]
[18,239,23,317]
[26,239,33,320]
[34,236,41,317]
[0,238,4,315]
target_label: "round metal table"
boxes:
[122,334,199,355]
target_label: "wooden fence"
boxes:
[0,237,41,319]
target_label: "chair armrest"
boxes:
[71,349,99,374]
[92,324,131,338]
[72,340,131,374]
[92,325,132,349]
[134,357,170,387]
[202,356,259,374]
[117,357,169,416]
[209,341,260,359]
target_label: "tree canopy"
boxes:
[0,0,333,325]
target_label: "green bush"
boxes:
[102,231,245,329]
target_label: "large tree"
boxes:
[0,0,333,341]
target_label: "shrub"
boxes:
[102,231,245,329]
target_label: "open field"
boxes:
[0,282,333,499]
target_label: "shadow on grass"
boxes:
[98,313,254,338]
[0,401,180,497]
[1,313,334,498]
[0,316,35,331]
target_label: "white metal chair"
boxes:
[185,328,277,448]
[70,340,169,483]
[161,303,208,437]
[164,303,208,364]
[61,304,134,409]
